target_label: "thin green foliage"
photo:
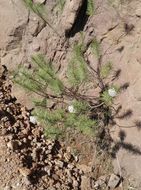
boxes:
[14,67,43,94]
[33,54,64,94]
[32,98,47,108]
[90,39,101,58]
[33,108,65,125]
[73,100,89,113]
[87,0,95,16]
[76,115,96,135]
[33,105,96,137]
[101,90,113,106]
[14,55,64,95]
[65,113,96,136]
[14,53,97,138]
[68,43,88,86]
[22,0,61,37]
[33,107,65,139]
[45,125,62,139]
[23,0,45,15]
[100,62,113,79]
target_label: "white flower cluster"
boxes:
[108,88,117,97]
[68,105,76,113]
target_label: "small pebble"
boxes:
[29,116,37,124]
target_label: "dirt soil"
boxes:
[1,0,141,189]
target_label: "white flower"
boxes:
[68,105,76,113]
[108,88,117,97]
[29,116,37,124]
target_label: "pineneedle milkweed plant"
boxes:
[14,40,118,139]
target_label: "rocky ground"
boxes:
[1,0,141,189]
